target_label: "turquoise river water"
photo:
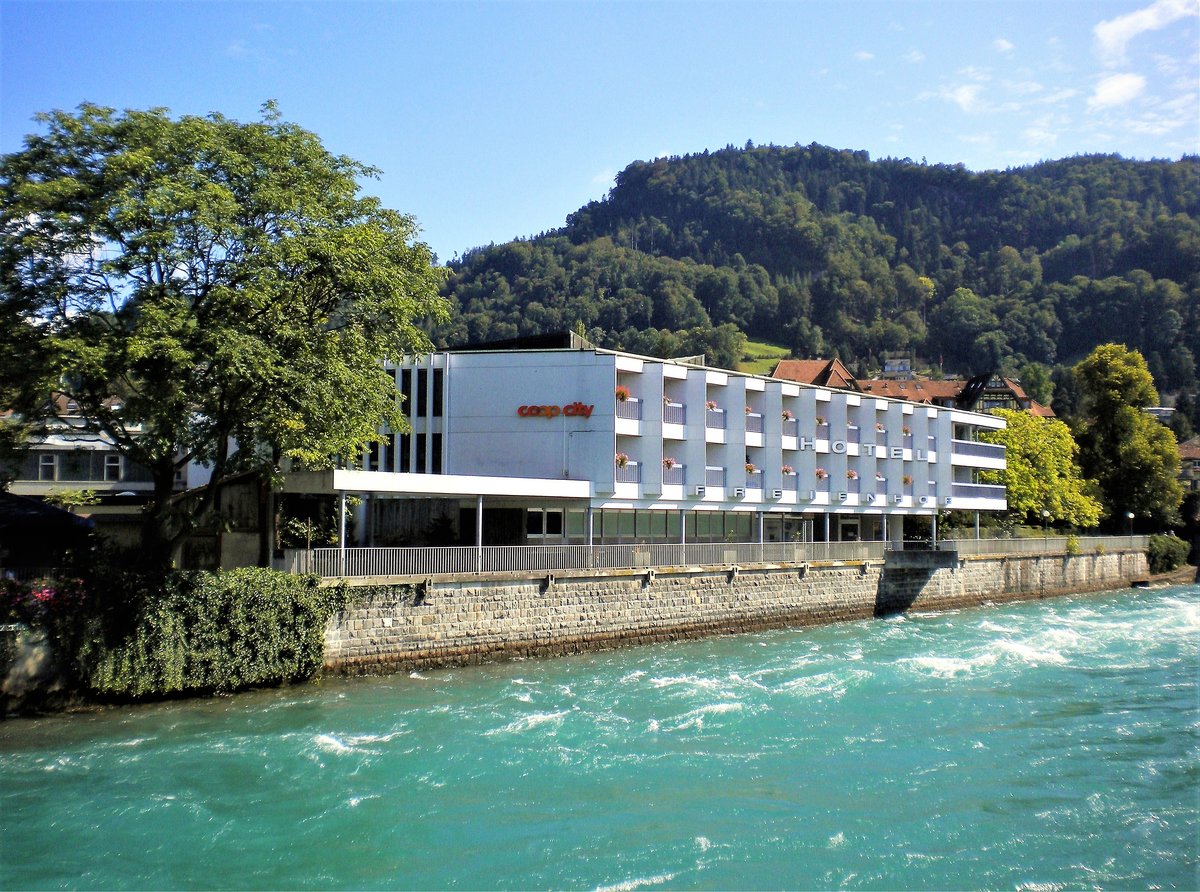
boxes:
[1,584,1197,890]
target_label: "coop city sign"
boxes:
[517,402,595,419]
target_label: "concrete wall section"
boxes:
[323,549,1149,673]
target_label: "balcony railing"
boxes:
[745,412,763,434]
[663,463,686,485]
[616,398,642,421]
[951,482,1006,500]
[746,471,763,489]
[782,418,799,438]
[950,439,1005,460]
[705,466,727,487]
[846,425,860,444]
[663,402,686,425]
[705,407,726,430]
[615,461,641,483]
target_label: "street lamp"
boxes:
[1126,511,1135,538]
[1042,509,1051,538]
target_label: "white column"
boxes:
[337,491,347,577]
[476,495,484,571]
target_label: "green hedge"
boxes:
[57,569,348,700]
[1146,535,1189,575]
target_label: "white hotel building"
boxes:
[287,335,1007,548]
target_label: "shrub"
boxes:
[48,568,347,700]
[1147,534,1189,575]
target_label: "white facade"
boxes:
[316,343,1007,545]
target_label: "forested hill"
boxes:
[433,144,1199,400]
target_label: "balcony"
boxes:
[951,482,1006,500]
[950,439,1005,461]
[746,471,763,490]
[616,397,642,421]
[663,401,686,425]
[782,418,799,438]
[662,463,686,486]
[705,466,727,487]
[745,412,763,434]
[705,407,726,430]
[615,461,641,484]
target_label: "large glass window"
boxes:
[104,453,122,481]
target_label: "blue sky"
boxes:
[3,1,1197,263]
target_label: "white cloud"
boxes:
[591,169,615,187]
[226,40,248,58]
[905,50,925,63]
[959,65,992,82]
[854,50,875,61]
[1094,0,1197,63]
[1023,116,1059,148]
[946,84,984,112]
[1088,72,1148,109]
[994,38,1015,53]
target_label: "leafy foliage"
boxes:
[436,144,1197,405]
[1147,534,1189,574]
[39,567,348,699]
[979,409,1101,528]
[1073,345,1183,528]
[0,103,448,563]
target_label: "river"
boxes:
[2,584,1197,890]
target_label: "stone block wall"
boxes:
[323,549,1148,674]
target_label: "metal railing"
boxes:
[951,482,1007,500]
[705,407,727,430]
[746,472,763,489]
[705,466,727,487]
[294,540,890,578]
[951,439,1005,460]
[663,463,686,485]
[289,534,1150,579]
[936,535,1150,556]
[663,402,686,425]
[745,412,764,433]
[615,461,641,484]
[616,398,642,421]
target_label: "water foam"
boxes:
[484,710,570,736]
[595,871,677,892]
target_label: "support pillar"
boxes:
[932,513,938,548]
[974,511,980,540]
[337,491,347,577]
[476,495,484,572]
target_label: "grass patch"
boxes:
[739,340,791,375]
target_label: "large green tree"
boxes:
[0,103,448,564]
[1072,344,1182,529]
[979,409,1101,528]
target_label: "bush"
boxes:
[1147,534,1189,575]
[47,568,348,700]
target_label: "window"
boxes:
[104,453,122,481]
[431,433,442,474]
[416,369,428,417]
[432,369,444,417]
[38,454,56,481]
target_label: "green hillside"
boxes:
[432,144,1199,413]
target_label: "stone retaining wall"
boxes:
[323,549,1148,673]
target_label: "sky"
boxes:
[2,0,1198,263]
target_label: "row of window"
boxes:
[21,450,136,483]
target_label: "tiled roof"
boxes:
[1179,436,1200,460]
[771,359,858,389]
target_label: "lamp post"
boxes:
[1042,509,1050,539]
[1126,511,1135,540]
